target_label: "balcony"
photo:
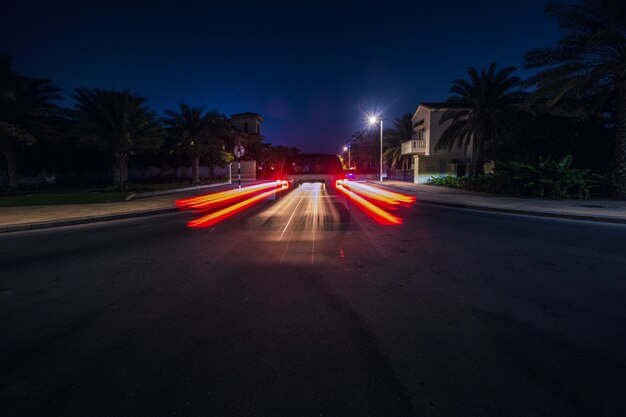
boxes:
[401,139,426,155]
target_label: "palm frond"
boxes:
[72,88,161,154]
[436,62,522,160]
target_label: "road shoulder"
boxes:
[373,181,626,224]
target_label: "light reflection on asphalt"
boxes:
[254,183,349,264]
[256,183,346,237]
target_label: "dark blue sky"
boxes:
[2,0,569,153]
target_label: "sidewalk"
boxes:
[0,183,234,233]
[375,181,626,224]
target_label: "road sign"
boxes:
[234,145,245,189]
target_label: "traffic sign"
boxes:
[234,145,245,159]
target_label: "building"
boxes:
[401,102,472,183]
[212,112,266,180]
[228,112,265,152]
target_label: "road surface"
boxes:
[1,186,626,416]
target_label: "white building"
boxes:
[401,102,472,183]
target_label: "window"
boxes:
[243,122,248,133]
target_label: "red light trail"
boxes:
[178,181,289,228]
[335,180,414,225]
[176,181,285,210]
[177,180,413,229]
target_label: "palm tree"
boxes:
[383,113,413,170]
[72,88,162,190]
[435,62,523,175]
[161,104,225,184]
[524,0,626,197]
[0,55,61,188]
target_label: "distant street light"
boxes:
[343,145,351,168]
[368,115,383,182]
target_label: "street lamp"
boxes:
[368,116,383,182]
[343,145,351,168]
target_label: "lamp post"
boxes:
[369,116,383,182]
[343,145,351,169]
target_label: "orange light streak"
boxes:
[337,180,415,206]
[176,181,285,210]
[335,181,403,225]
[187,182,289,228]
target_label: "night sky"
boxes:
[2,0,570,153]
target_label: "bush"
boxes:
[427,176,465,188]
[427,155,607,199]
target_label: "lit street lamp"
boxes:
[343,145,351,169]
[368,116,383,182]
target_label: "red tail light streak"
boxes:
[177,180,289,228]
[335,180,415,225]
[176,182,285,210]
[337,181,415,207]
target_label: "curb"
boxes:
[0,207,180,234]
[373,182,626,225]
[125,182,229,200]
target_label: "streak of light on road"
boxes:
[257,183,342,239]
[335,180,407,225]
[176,181,285,210]
[183,181,289,228]
[256,183,341,264]
[311,185,319,264]
[338,181,415,206]
[178,178,413,237]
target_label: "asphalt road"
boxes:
[1,187,626,417]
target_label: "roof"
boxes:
[419,102,448,109]
[412,101,467,123]
[231,112,265,122]
[419,101,468,110]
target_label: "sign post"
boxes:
[234,145,245,189]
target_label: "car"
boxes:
[281,154,346,193]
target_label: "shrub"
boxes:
[427,176,464,188]
[427,155,606,199]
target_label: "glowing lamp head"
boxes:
[343,146,348,151]
[368,116,378,124]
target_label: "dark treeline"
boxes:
[0,56,300,191]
